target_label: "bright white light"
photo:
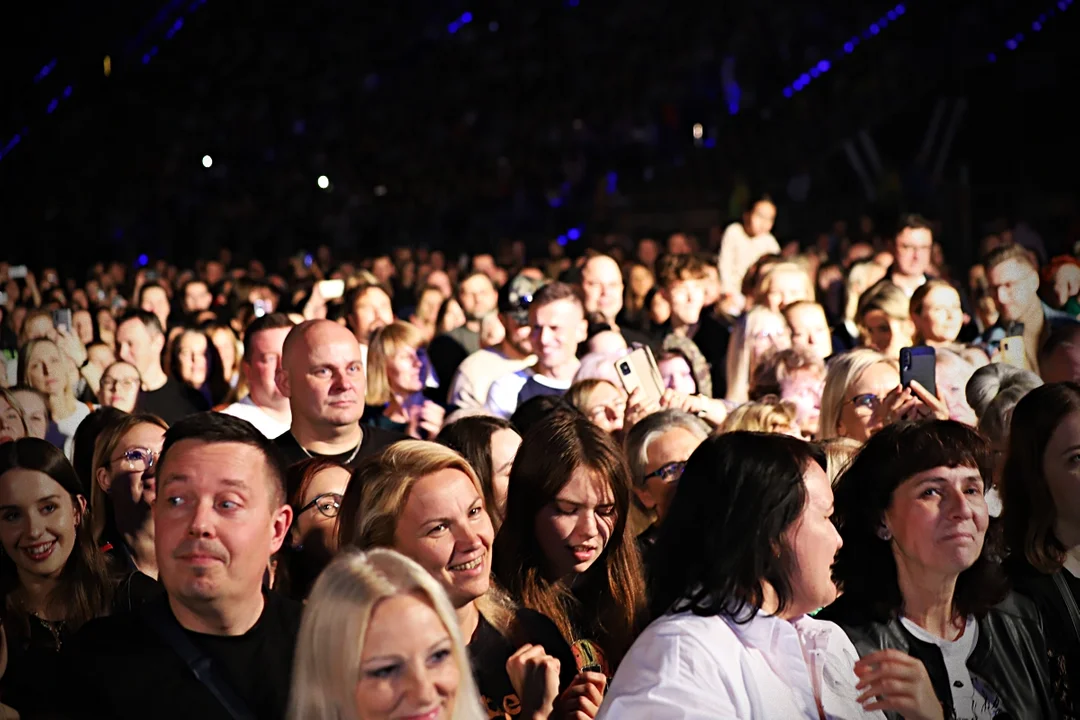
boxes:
[374,185,387,196]
[317,175,330,189]
[202,155,212,168]
[692,124,703,139]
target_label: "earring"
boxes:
[876,525,892,541]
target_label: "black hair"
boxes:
[158,412,288,505]
[241,312,295,362]
[648,432,825,622]
[509,394,572,436]
[895,213,933,236]
[117,308,164,338]
[831,420,1006,623]
[437,415,516,529]
[71,406,127,495]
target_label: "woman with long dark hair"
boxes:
[493,409,647,678]
[0,438,113,716]
[1001,382,1080,717]
[437,414,521,531]
[823,420,1058,719]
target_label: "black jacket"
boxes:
[819,591,1059,720]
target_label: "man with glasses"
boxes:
[624,410,711,560]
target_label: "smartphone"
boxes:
[900,345,936,397]
[999,336,1027,368]
[53,309,73,333]
[317,279,345,300]
[615,346,664,406]
[8,265,28,280]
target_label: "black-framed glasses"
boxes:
[643,461,686,484]
[847,393,882,412]
[111,447,158,473]
[298,492,342,519]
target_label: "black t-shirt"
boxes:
[468,609,577,719]
[63,591,302,720]
[274,423,407,469]
[138,377,209,424]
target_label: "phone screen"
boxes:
[53,309,73,333]
[900,346,937,397]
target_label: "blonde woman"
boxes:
[818,436,861,486]
[725,307,791,403]
[719,397,801,437]
[287,548,488,720]
[754,262,815,313]
[338,441,592,719]
[566,379,626,436]
[18,338,92,457]
[365,321,445,439]
[855,280,914,359]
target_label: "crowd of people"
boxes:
[3,195,1080,719]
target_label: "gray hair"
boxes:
[965,363,1043,421]
[624,409,710,487]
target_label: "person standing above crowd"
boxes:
[718,194,779,313]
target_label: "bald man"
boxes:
[579,254,654,347]
[274,320,406,468]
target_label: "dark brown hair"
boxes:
[1001,383,1080,572]
[436,415,516,531]
[656,254,707,289]
[0,439,113,639]
[983,242,1038,274]
[493,409,647,668]
[831,420,1006,623]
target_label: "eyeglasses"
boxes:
[298,492,342,519]
[643,461,687,483]
[847,393,882,412]
[112,447,158,473]
[102,377,140,392]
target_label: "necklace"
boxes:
[33,614,65,651]
[299,435,362,464]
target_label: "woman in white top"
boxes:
[598,431,943,720]
[718,194,780,312]
[18,337,92,458]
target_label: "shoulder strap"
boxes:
[139,600,256,720]
[1052,571,1080,643]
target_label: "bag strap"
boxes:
[140,600,256,720]
[1052,571,1080,644]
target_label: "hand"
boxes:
[506,643,561,719]
[53,326,88,368]
[302,282,328,320]
[660,388,694,412]
[855,649,944,720]
[552,672,606,720]
[907,380,950,422]
[418,400,445,438]
[624,387,661,430]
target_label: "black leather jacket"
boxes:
[819,591,1059,720]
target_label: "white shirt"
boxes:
[448,348,535,410]
[221,396,290,439]
[718,222,780,298]
[901,617,998,720]
[484,369,570,419]
[55,402,93,461]
[598,611,886,720]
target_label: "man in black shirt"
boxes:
[65,414,300,719]
[274,319,405,468]
[116,310,208,424]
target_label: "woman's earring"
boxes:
[876,525,892,541]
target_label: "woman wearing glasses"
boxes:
[819,349,945,442]
[278,457,350,600]
[98,361,142,414]
[89,413,167,586]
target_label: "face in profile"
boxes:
[535,466,617,579]
[785,461,842,615]
[393,468,493,609]
[837,362,900,442]
[355,593,460,720]
[488,429,521,518]
[0,467,85,583]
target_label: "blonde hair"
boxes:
[90,413,169,542]
[857,280,910,325]
[719,397,799,435]
[819,437,861,486]
[287,548,486,720]
[844,261,888,324]
[0,387,29,438]
[338,440,514,633]
[725,307,789,403]
[755,262,815,310]
[566,378,621,415]
[818,348,895,440]
[365,321,426,406]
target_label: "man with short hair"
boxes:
[221,313,296,438]
[116,309,208,423]
[66,413,300,720]
[274,319,405,468]
[485,282,588,418]
[1039,324,1080,383]
[887,214,935,297]
[181,279,214,315]
[980,243,1079,373]
[344,282,394,367]
[579,254,653,348]
[447,273,540,411]
[428,271,500,401]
